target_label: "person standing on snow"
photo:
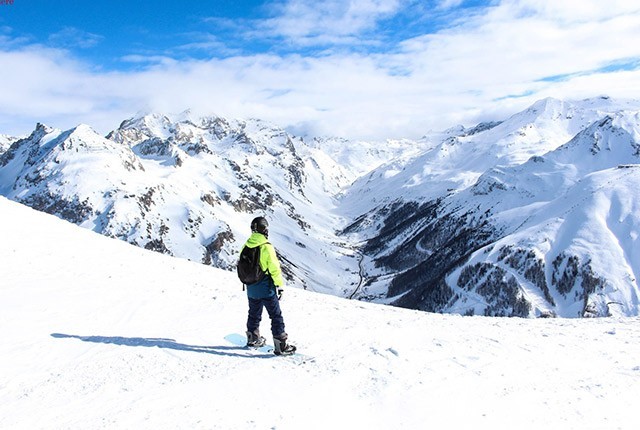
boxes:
[237,216,296,356]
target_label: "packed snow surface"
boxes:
[2,196,640,429]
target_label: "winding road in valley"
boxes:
[349,252,366,300]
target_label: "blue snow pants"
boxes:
[247,294,286,337]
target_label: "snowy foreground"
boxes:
[1,196,640,430]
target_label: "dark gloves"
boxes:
[277,288,284,300]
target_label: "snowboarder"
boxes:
[237,216,296,356]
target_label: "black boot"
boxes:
[246,330,266,348]
[273,334,296,356]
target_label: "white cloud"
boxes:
[391,1,640,102]
[1,0,640,140]
[259,0,404,44]
[513,0,640,23]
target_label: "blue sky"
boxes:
[3,1,264,66]
[1,0,640,139]
[3,0,486,64]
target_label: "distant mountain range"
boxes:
[1,96,638,317]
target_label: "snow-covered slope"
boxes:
[2,195,639,429]
[341,97,640,213]
[341,97,640,317]
[447,114,640,317]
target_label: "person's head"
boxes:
[251,216,269,237]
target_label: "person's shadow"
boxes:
[50,333,273,359]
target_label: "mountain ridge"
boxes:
[341,97,640,317]
[1,96,639,317]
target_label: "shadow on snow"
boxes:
[50,333,273,359]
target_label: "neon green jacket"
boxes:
[243,232,284,288]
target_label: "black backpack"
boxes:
[237,245,266,285]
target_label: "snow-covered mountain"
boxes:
[0,113,418,295]
[1,96,639,317]
[2,195,639,429]
[0,133,18,153]
[342,97,640,317]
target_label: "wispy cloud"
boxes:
[172,32,243,57]
[437,0,465,11]
[48,27,103,49]
[537,58,640,83]
[257,0,405,46]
